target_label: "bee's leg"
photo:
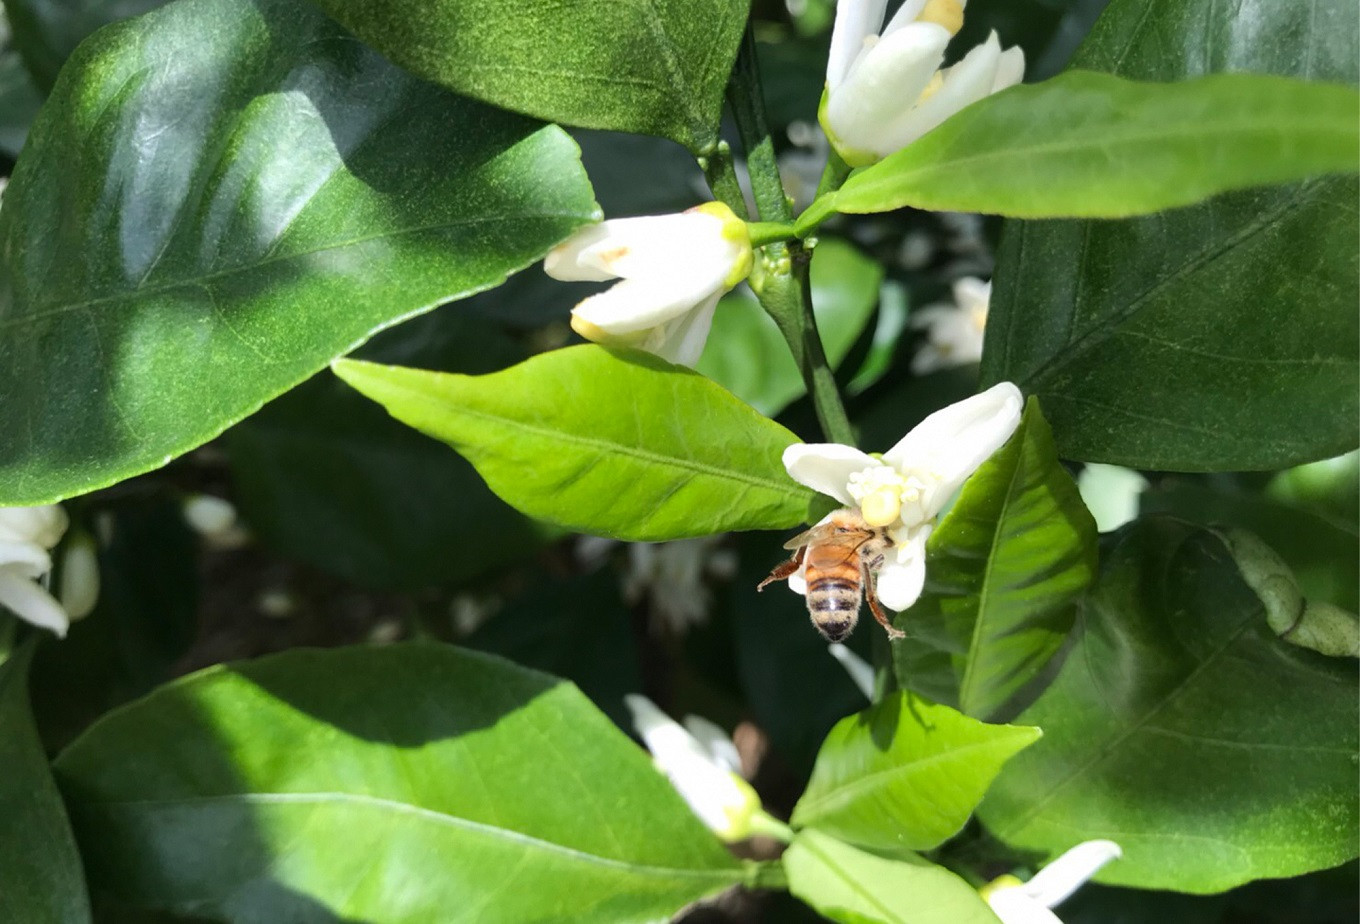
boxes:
[863,562,905,639]
[758,546,805,591]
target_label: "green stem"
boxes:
[724,24,855,446]
[814,147,853,199]
[699,140,749,221]
[749,809,795,843]
[746,220,797,248]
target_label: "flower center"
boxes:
[847,466,937,528]
[918,0,964,35]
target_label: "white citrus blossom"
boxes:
[1076,463,1148,533]
[0,505,78,636]
[910,276,990,374]
[822,0,1025,165]
[983,840,1122,923]
[625,694,761,841]
[782,382,1023,611]
[544,203,753,367]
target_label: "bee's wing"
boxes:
[782,522,839,550]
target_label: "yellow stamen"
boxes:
[918,0,964,36]
[915,71,946,104]
[861,487,902,528]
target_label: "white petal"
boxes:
[0,571,69,637]
[683,715,740,773]
[592,212,733,282]
[625,694,711,769]
[1022,841,1122,908]
[986,888,1063,924]
[827,0,890,91]
[788,560,808,596]
[878,31,1002,151]
[1077,464,1147,533]
[952,276,992,313]
[544,223,617,281]
[653,292,720,367]
[0,540,51,576]
[825,23,950,157]
[58,535,100,621]
[184,494,238,536]
[828,643,874,699]
[882,381,1023,513]
[881,0,931,36]
[992,45,1026,92]
[782,444,879,506]
[0,505,68,548]
[908,303,960,330]
[573,275,715,336]
[875,528,929,611]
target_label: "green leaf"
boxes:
[0,0,598,506]
[784,828,1000,924]
[308,0,750,152]
[979,518,1360,893]
[791,693,1040,854]
[3,0,168,91]
[798,71,1358,230]
[0,635,92,923]
[1142,478,1359,613]
[333,346,816,541]
[226,311,549,590]
[697,238,882,416]
[54,643,743,920]
[895,398,1098,718]
[979,0,1359,471]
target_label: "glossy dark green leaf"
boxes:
[54,643,744,920]
[226,311,550,591]
[0,0,598,505]
[334,346,816,541]
[979,518,1360,892]
[3,0,167,91]
[894,399,1098,718]
[697,238,882,416]
[1142,479,1358,613]
[784,829,1000,924]
[0,634,91,923]
[798,71,1358,231]
[309,0,750,151]
[979,0,1360,470]
[791,693,1039,854]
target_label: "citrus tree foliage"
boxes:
[0,0,1354,921]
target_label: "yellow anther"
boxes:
[571,314,646,347]
[919,0,965,35]
[861,487,902,528]
[915,71,946,104]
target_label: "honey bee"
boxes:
[758,509,905,642]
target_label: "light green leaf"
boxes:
[797,71,1358,231]
[308,0,751,152]
[979,0,1359,471]
[784,828,1000,924]
[0,634,91,923]
[697,238,882,415]
[791,693,1040,854]
[333,346,816,541]
[54,643,744,921]
[0,0,598,505]
[895,398,1098,718]
[979,518,1360,893]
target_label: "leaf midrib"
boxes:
[89,790,742,883]
[796,737,1023,823]
[0,210,588,331]
[382,377,810,508]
